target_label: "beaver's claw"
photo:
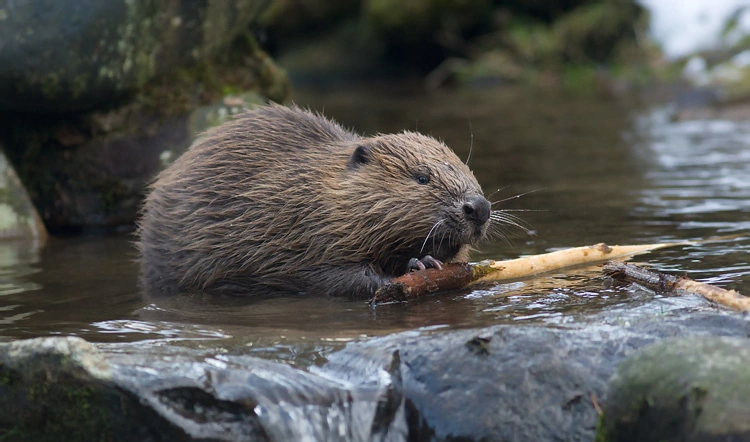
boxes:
[407,255,443,272]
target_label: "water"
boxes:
[1,83,749,362]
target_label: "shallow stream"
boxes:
[1,84,748,366]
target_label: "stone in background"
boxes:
[0,0,289,232]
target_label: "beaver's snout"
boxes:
[462,195,491,226]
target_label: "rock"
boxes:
[597,337,750,442]
[0,70,284,230]
[318,313,750,442]
[0,0,290,231]
[0,0,268,112]
[0,149,46,239]
[0,337,144,442]
[0,336,405,442]
[2,313,748,441]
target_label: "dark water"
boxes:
[1,84,749,360]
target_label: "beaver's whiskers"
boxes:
[421,219,445,255]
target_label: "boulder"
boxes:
[0,0,268,112]
[597,336,750,442]
[0,90,275,230]
[320,313,750,441]
[0,149,46,239]
[0,336,405,442]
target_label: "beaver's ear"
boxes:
[348,144,371,169]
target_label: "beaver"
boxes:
[137,104,492,298]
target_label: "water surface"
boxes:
[1,84,748,362]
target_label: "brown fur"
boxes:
[137,104,490,298]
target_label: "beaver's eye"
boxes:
[415,174,430,185]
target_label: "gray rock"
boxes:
[0,149,46,239]
[0,0,289,230]
[598,336,750,442]
[318,313,750,442]
[0,0,268,111]
[1,92,271,230]
[0,336,406,442]
[2,313,749,441]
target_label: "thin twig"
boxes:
[603,261,750,312]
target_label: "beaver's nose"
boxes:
[462,195,491,226]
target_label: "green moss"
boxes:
[40,72,64,100]
[0,363,17,386]
[0,426,27,441]
[110,0,161,91]
[135,31,288,120]
[0,372,115,442]
[503,2,642,69]
[95,179,130,214]
[365,0,493,39]
[506,18,560,67]
[560,65,600,96]
[601,338,750,441]
[446,1,648,93]
[554,3,639,64]
[594,412,608,442]
[0,28,289,231]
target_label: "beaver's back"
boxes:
[138,105,360,294]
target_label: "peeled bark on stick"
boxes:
[370,242,685,305]
[602,261,750,312]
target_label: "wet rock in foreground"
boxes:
[0,336,404,442]
[598,336,750,442]
[319,313,750,442]
[1,313,749,441]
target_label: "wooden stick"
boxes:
[474,242,684,283]
[602,261,750,311]
[370,262,474,304]
[370,241,687,305]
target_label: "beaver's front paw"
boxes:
[407,255,444,272]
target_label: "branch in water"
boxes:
[370,242,686,305]
[369,263,475,305]
[602,261,750,312]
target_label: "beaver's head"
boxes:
[339,131,490,269]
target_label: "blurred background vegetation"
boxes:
[260,0,648,92]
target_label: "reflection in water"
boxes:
[0,85,748,353]
[0,239,42,295]
[0,235,144,342]
[92,319,230,340]
[0,239,43,329]
[633,109,750,228]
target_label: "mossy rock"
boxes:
[0,337,120,442]
[0,150,46,239]
[0,0,268,112]
[597,337,750,442]
[0,29,288,231]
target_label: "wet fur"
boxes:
[138,104,489,298]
